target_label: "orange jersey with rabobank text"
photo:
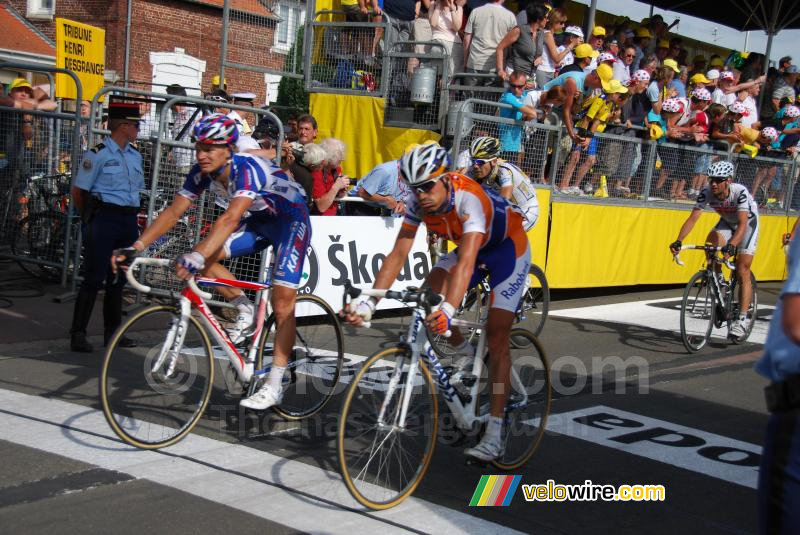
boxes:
[402,173,528,254]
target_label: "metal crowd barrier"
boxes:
[450,99,800,215]
[0,62,83,289]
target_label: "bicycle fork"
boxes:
[151,298,191,377]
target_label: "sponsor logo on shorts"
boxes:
[500,268,528,300]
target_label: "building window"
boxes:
[27,0,55,20]
[274,1,304,52]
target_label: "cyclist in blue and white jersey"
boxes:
[670,160,759,339]
[113,113,310,411]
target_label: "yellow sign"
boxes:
[55,18,105,100]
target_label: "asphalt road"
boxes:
[0,262,780,535]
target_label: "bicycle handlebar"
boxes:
[672,244,736,270]
[125,257,213,300]
[342,280,444,330]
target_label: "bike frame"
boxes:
[674,244,738,327]
[126,256,275,387]
[354,288,529,432]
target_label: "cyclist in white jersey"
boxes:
[465,137,540,231]
[669,160,759,339]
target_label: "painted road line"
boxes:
[0,388,524,535]
[544,405,760,489]
[551,298,774,345]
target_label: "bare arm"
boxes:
[357,187,401,210]
[134,194,194,250]
[315,175,349,213]
[500,185,513,199]
[675,208,703,243]
[544,32,571,64]
[463,33,472,69]
[71,186,89,218]
[495,27,520,76]
[373,226,418,291]
[193,196,253,259]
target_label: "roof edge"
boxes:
[2,2,56,48]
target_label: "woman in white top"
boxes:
[429,0,465,80]
[535,9,574,87]
[557,25,584,70]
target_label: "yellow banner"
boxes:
[55,18,105,100]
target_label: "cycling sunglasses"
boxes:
[471,157,496,166]
[709,176,729,184]
[413,180,439,194]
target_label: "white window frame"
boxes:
[272,1,305,54]
[27,0,55,20]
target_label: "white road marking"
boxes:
[544,405,761,489]
[0,388,524,535]
[551,297,774,345]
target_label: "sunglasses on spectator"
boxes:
[509,83,526,89]
[413,180,439,194]
[472,157,496,166]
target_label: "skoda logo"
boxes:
[298,245,319,295]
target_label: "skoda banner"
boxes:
[299,216,433,310]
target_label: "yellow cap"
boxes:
[211,75,227,87]
[595,63,614,82]
[690,73,711,84]
[601,79,629,94]
[592,26,606,37]
[574,43,600,59]
[710,57,725,68]
[635,27,652,38]
[657,40,670,48]
[649,123,664,140]
[9,78,33,93]
[663,59,680,73]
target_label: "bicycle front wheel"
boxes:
[489,329,551,470]
[680,271,715,353]
[338,346,438,510]
[100,305,215,449]
[256,294,344,420]
[515,264,550,339]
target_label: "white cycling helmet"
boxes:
[707,160,735,178]
[399,143,449,186]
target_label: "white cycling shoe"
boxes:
[240,384,283,411]
[464,433,505,462]
[228,309,254,345]
[730,316,750,340]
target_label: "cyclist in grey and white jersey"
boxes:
[669,160,759,339]
[466,136,540,231]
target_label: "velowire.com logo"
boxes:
[469,475,522,507]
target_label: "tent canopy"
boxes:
[646,0,800,33]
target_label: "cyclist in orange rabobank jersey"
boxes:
[342,143,531,462]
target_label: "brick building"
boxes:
[1,0,306,104]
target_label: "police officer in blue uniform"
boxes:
[756,234,800,534]
[69,102,143,352]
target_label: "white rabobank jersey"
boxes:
[468,161,539,230]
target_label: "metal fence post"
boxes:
[640,141,657,204]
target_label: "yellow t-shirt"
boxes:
[340,0,359,6]
[582,96,613,133]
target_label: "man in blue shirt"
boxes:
[498,71,537,164]
[70,102,144,352]
[756,233,800,534]
[351,159,409,215]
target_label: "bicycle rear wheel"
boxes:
[730,272,758,344]
[100,305,214,449]
[680,271,715,353]
[338,346,438,510]
[481,329,551,470]
[514,264,550,339]
[255,294,344,420]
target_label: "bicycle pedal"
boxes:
[460,374,477,388]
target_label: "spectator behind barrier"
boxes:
[283,113,318,204]
[463,0,516,88]
[311,138,350,216]
[350,158,409,216]
[498,70,538,165]
[535,8,571,88]
[429,0,466,82]
[557,26,584,72]
[495,3,548,85]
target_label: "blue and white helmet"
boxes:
[399,143,449,186]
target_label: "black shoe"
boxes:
[70,332,94,353]
[104,333,137,348]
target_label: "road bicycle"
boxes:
[673,244,758,353]
[10,173,80,282]
[337,281,551,510]
[100,256,344,449]
[427,264,549,359]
